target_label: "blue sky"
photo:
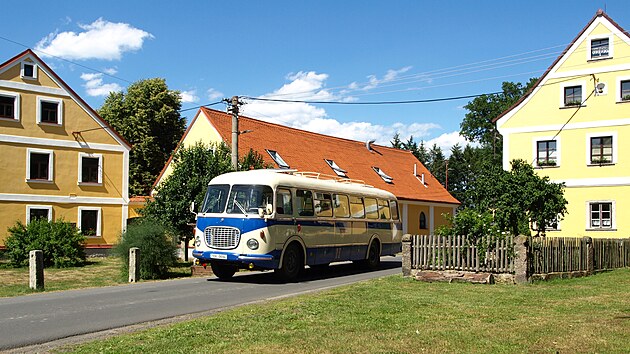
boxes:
[2,1,628,153]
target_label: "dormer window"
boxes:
[372,166,393,183]
[590,37,610,59]
[325,159,347,178]
[266,149,289,169]
[21,62,37,80]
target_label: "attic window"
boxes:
[21,62,37,80]
[372,166,393,184]
[266,149,289,169]
[325,159,347,178]
[590,38,610,59]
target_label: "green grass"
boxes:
[0,257,193,298]
[59,269,630,354]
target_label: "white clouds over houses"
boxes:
[180,90,199,103]
[207,88,224,100]
[80,72,123,97]
[35,18,153,61]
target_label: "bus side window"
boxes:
[364,198,379,219]
[333,194,350,218]
[314,192,333,217]
[378,199,391,219]
[276,188,293,215]
[390,200,400,220]
[349,196,365,218]
[296,190,314,216]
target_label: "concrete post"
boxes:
[29,250,44,290]
[129,247,140,283]
[402,234,412,277]
[584,236,594,274]
[513,235,529,284]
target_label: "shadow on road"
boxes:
[205,257,402,285]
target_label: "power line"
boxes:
[242,92,503,105]
[179,100,225,113]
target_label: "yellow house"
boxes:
[0,50,131,250]
[496,10,630,238]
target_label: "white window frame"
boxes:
[36,96,63,125]
[531,216,561,232]
[586,200,615,230]
[325,159,347,178]
[616,76,630,103]
[78,153,103,185]
[587,34,613,61]
[20,61,38,80]
[26,148,54,182]
[0,90,20,121]
[585,131,617,165]
[560,81,586,107]
[372,166,393,183]
[265,149,289,169]
[26,205,53,223]
[532,136,561,168]
[78,206,102,237]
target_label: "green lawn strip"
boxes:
[59,269,630,354]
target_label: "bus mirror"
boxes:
[258,208,265,218]
[266,203,273,215]
[189,202,196,215]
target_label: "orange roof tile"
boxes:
[201,107,459,205]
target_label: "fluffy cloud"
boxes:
[207,88,224,100]
[35,18,153,61]
[426,131,475,156]
[180,90,199,103]
[80,72,122,97]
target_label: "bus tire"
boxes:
[363,240,381,270]
[275,243,303,281]
[211,262,237,280]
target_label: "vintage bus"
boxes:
[192,169,402,281]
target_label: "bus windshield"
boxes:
[201,184,230,213]
[226,185,274,215]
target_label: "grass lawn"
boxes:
[0,257,193,298]
[58,268,630,354]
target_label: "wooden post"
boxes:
[129,247,140,283]
[29,250,44,290]
[514,235,529,284]
[402,234,412,277]
[584,236,593,274]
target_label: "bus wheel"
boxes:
[364,241,381,270]
[275,244,303,281]
[211,262,237,280]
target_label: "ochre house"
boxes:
[0,50,131,250]
[496,10,630,238]
[154,107,460,235]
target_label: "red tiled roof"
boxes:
[201,107,459,205]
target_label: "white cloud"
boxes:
[35,18,153,61]
[180,90,199,103]
[207,88,224,100]
[348,66,413,91]
[80,72,123,97]
[426,131,476,156]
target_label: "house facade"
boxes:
[155,107,460,235]
[496,11,630,238]
[0,50,131,249]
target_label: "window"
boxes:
[21,62,37,79]
[349,196,365,218]
[37,97,63,125]
[78,207,101,237]
[275,188,293,215]
[590,136,613,164]
[589,202,612,229]
[296,190,314,216]
[419,212,427,229]
[536,140,557,166]
[372,166,393,183]
[377,199,391,219]
[531,216,560,232]
[27,149,53,181]
[0,92,19,120]
[390,200,399,220]
[325,159,347,178]
[364,198,378,219]
[621,80,630,102]
[564,85,582,106]
[226,185,274,214]
[314,192,333,217]
[590,38,610,59]
[333,194,350,218]
[26,205,52,223]
[79,153,102,184]
[265,149,289,169]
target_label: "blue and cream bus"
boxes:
[192,169,402,281]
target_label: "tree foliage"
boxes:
[98,78,186,196]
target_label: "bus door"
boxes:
[273,188,297,251]
[349,196,367,260]
[333,194,352,261]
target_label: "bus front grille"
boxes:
[204,226,241,249]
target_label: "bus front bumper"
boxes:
[192,250,279,270]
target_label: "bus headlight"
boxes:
[246,238,259,250]
[195,235,201,247]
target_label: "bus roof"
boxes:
[209,169,397,200]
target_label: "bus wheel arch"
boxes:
[275,239,304,281]
[364,236,381,269]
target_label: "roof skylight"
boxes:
[325,159,347,178]
[372,166,393,183]
[266,149,290,169]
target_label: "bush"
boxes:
[5,219,86,268]
[113,218,178,280]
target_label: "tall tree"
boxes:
[99,78,186,196]
[390,133,403,149]
[427,143,446,186]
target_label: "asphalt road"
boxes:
[0,257,401,351]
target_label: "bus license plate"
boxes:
[210,253,227,260]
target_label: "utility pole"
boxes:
[225,96,243,170]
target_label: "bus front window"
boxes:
[201,184,230,213]
[227,185,274,214]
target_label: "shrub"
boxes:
[5,219,86,268]
[113,218,178,280]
